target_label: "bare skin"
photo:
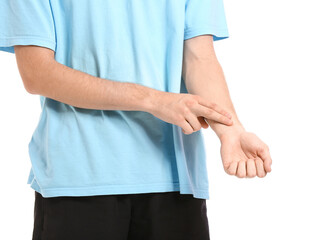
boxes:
[13,45,232,134]
[14,34,272,179]
[182,35,272,178]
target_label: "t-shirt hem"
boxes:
[0,36,56,53]
[29,182,210,200]
[184,26,229,41]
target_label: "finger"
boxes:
[236,160,246,178]
[197,97,232,119]
[194,104,233,126]
[255,157,266,178]
[184,113,202,132]
[181,119,194,135]
[226,161,238,175]
[246,158,256,178]
[257,146,272,173]
[198,117,209,129]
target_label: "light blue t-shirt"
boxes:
[0,0,229,199]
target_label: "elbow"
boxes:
[18,60,56,95]
[24,83,38,95]
[20,72,40,95]
[14,45,56,95]
[19,60,57,95]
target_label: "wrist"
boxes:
[218,124,246,142]
[207,118,245,140]
[123,82,163,113]
[141,88,164,114]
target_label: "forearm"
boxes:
[18,56,157,112]
[183,52,244,138]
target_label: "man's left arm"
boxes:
[182,35,272,178]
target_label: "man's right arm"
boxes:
[14,45,233,134]
[14,45,156,112]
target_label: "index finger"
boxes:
[197,97,232,119]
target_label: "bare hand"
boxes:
[150,92,233,134]
[219,127,272,178]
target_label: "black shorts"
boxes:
[32,191,210,240]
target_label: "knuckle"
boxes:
[257,145,265,153]
[185,99,197,107]
[186,102,195,109]
[185,95,199,107]
[210,102,218,109]
[205,108,214,116]
[182,106,190,114]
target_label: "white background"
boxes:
[0,0,325,239]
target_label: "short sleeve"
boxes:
[184,0,229,41]
[0,0,56,54]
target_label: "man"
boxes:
[0,0,272,239]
